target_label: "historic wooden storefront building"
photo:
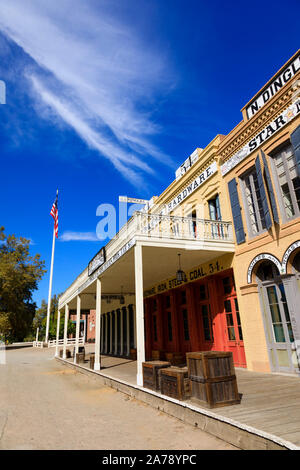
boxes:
[58,50,300,383]
[220,50,300,375]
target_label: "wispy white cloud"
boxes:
[59,231,99,242]
[0,0,176,187]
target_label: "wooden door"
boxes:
[262,281,298,373]
[219,275,247,368]
[176,289,192,353]
[194,282,216,351]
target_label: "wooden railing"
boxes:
[47,337,85,348]
[134,212,233,242]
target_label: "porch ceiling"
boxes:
[72,243,234,310]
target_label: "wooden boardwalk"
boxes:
[218,368,300,447]
[65,346,300,449]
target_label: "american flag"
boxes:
[50,190,58,238]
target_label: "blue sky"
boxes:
[0,0,299,307]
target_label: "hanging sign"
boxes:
[88,247,106,276]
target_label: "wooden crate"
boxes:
[142,361,171,391]
[130,348,137,360]
[164,352,185,366]
[59,348,71,358]
[186,351,240,408]
[159,366,191,400]
[73,346,85,358]
[75,352,85,363]
[89,354,95,369]
[151,350,165,361]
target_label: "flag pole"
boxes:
[45,189,58,344]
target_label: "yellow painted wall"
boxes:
[219,63,300,372]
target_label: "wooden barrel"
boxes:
[142,361,171,391]
[186,351,240,408]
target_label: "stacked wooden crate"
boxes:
[186,351,240,408]
[89,353,95,369]
[159,366,191,400]
[75,352,85,364]
[142,361,171,391]
[130,348,137,360]
[59,349,71,358]
[164,352,185,366]
[151,350,165,361]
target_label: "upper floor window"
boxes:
[272,144,300,220]
[208,194,222,220]
[241,168,267,236]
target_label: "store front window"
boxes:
[256,261,297,373]
[272,144,300,220]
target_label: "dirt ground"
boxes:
[0,347,237,450]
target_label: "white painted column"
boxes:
[110,312,113,354]
[134,243,145,386]
[55,310,61,357]
[63,304,69,359]
[114,311,118,355]
[104,314,107,354]
[74,295,81,363]
[126,307,130,357]
[106,314,109,354]
[133,305,137,349]
[120,308,124,356]
[83,315,86,343]
[100,315,104,354]
[94,278,102,370]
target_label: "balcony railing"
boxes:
[58,212,233,308]
[109,211,233,244]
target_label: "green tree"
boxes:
[0,227,46,342]
[33,294,75,340]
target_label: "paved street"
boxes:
[0,347,237,450]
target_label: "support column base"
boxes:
[94,363,101,371]
[136,373,143,386]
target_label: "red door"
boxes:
[176,289,192,353]
[194,282,216,352]
[219,275,246,368]
[161,293,176,352]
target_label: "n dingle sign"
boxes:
[246,52,300,120]
[88,247,106,276]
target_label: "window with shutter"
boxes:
[228,178,245,244]
[291,124,300,177]
[255,155,272,230]
[272,144,300,219]
[261,151,279,224]
[240,165,269,237]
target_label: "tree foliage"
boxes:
[0,227,46,342]
[33,294,75,340]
